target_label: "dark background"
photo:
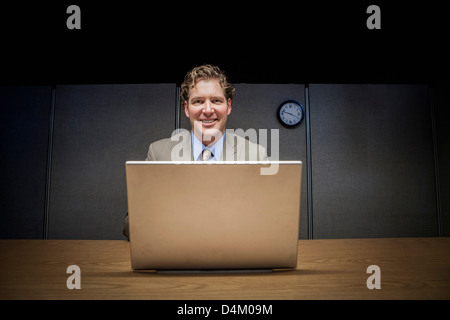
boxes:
[1,1,449,240]
[1,1,446,85]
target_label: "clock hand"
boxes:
[282,110,300,119]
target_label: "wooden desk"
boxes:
[0,238,449,300]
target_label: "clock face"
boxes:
[278,101,304,127]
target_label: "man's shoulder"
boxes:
[226,130,261,147]
[225,131,246,143]
[225,130,269,161]
[150,129,190,148]
[146,129,191,161]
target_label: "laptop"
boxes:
[125,161,302,272]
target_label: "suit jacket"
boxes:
[146,129,268,161]
[123,129,269,239]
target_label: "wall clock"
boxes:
[277,100,304,128]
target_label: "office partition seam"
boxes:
[305,85,313,239]
[429,87,442,236]
[175,86,181,131]
[43,86,56,240]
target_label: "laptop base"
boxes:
[156,269,273,274]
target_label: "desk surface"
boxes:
[0,238,449,300]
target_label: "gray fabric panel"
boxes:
[310,84,438,238]
[48,84,176,239]
[180,83,308,239]
[432,84,450,236]
[0,86,52,238]
[5,82,441,240]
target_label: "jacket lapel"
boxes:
[173,130,238,161]
[171,129,193,161]
[222,132,238,161]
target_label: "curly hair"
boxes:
[180,64,235,104]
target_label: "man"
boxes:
[146,64,268,162]
[123,64,268,239]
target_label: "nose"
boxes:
[203,100,214,114]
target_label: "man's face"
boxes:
[184,78,232,146]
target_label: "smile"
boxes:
[201,120,217,123]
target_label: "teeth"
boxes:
[202,120,216,123]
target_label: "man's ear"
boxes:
[184,101,189,117]
[227,98,232,115]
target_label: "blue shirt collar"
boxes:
[191,131,225,161]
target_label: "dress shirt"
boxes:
[191,131,225,161]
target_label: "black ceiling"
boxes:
[1,2,447,85]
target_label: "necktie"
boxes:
[202,149,212,161]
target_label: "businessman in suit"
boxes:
[123,64,268,239]
[146,64,268,162]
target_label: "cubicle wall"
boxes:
[48,84,176,239]
[432,84,450,237]
[1,83,447,239]
[309,84,438,238]
[0,86,52,238]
